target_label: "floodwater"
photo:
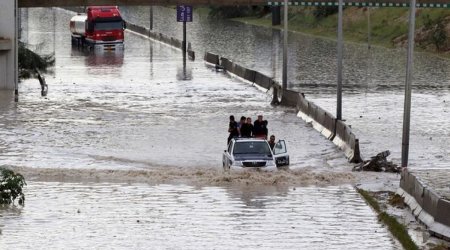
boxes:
[121,6,450,169]
[0,7,403,249]
[0,182,395,249]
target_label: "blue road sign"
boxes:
[177,5,193,22]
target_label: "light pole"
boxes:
[282,0,288,90]
[401,0,417,168]
[336,0,343,120]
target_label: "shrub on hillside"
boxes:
[313,6,339,19]
[209,6,268,19]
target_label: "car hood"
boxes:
[234,154,273,161]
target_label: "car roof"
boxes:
[232,138,267,143]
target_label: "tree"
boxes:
[18,42,55,79]
[0,167,26,205]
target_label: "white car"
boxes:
[222,138,289,171]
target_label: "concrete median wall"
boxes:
[254,71,273,89]
[399,170,450,239]
[280,89,300,107]
[333,120,362,162]
[126,21,195,60]
[204,51,362,163]
[204,52,219,65]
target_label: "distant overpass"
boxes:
[17,0,450,8]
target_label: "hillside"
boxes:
[230,7,450,54]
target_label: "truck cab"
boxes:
[70,6,125,50]
[85,6,125,50]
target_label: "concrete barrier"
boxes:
[280,89,299,107]
[333,120,362,163]
[436,199,450,227]
[233,64,246,79]
[220,57,234,72]
[171,38,182,48]
[125,21,196,61]
[188,49,195,60]
[399,170,450,239]
[296,94,309,115]
[204,52,220,65]
[254,72,272,89]
[243,69,256,83]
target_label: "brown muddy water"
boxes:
[0,8,402,249]
[0,182,396,249]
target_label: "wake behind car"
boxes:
[222,138,289,171]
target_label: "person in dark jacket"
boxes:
[268,135,276,151]
[228,115,239,144]
[253,115,268,139]
[238,116,246,137]
[240,117,253,138]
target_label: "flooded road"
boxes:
[0,182,395,249]
[120,6,450,169]
[3,7,348,170]
[0,7,401,249]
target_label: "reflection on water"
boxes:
[0,182,396,249]
[177,56,193,81]
[84,50,124,67]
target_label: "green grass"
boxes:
[356,188,419,250]
[232,8,450,54]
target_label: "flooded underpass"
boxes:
[0,8,402,249]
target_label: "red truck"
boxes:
[70,6,125,50]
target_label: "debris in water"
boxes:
[353,150,400,173]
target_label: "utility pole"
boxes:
[282,0,288,90]
[401,0,417,168]
[150,6,153,30]
[14,0,19,102]
[336,0,343,120]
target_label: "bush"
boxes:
[432,22,447,51]
[209,6,267,19]
[313,6,339,19]
[0,167,26,205]
[421,14,448,51]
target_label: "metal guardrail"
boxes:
[18,0,450,8]
[18,0,268,8]
[268,1,450,8]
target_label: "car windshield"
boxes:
[94,21,123,31]
[233,141,271,155]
